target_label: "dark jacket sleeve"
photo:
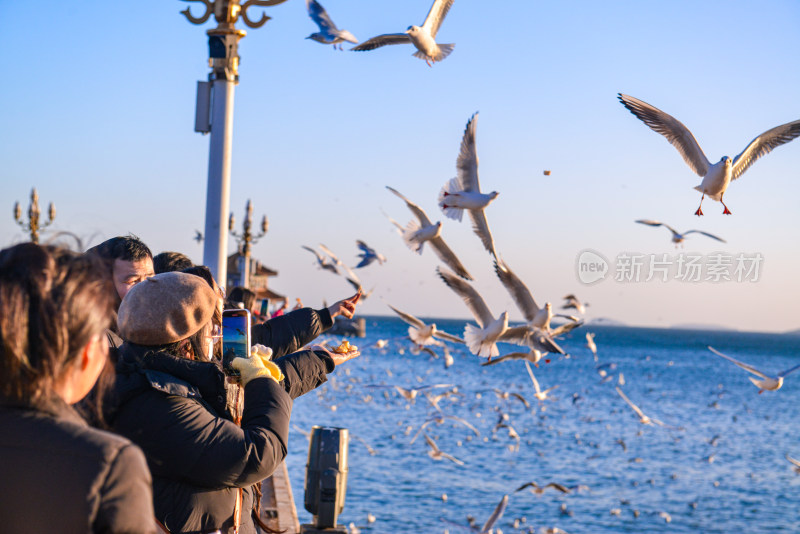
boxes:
[94,443,156,534]
[251,307,333,358]
[113,377,292,489]
[274,350,335,400]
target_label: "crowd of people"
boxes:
[0,235,361,534]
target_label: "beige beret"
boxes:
[118,272,218,346]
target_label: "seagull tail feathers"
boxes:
[438,177,465,221]
[464,323,499,358]
[338,30,359,44]
[402,221,424,253]
[694,185,722,201]
[413,43,454,63]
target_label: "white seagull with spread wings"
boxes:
[437,267,509,359]
[387,304,464,346]
[387,186,473,280]
[708,346,800,393]
[618,93,800,216]
[351,0,455,66]
[305,0,358,49]
[439,112,499,258]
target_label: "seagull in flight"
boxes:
[481,349,545,368]
[387,304,464,346]
[319,243,363,291]
[302,245,339,274]
[193,230,203,243]
[618,93,800,216]
[525,361,560,401]
[562,294,588,315]
[351,0,455,66]
[305,0,358,49]
[387,186,473,280]
[708,346,800,393]
[439,112,500,258]
[785,453,800,474]
[495,259,583,336]
[635,219,726,247]
[355,240,386,268]
[514,481,570,496]
[586,332,598,362]
[437,266,509,359]
[424,433,464,465]
[615,386,666,426]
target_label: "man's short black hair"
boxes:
[153,251,194,274]
[86,235,152,262]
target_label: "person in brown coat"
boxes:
[0,242,155,534]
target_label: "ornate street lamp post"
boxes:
[181,0,287,286]
[229,199,268,288]
[13,188,56,244]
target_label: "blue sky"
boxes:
[2,1,799,333]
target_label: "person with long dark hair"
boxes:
[0,242,155,533]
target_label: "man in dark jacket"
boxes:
[111,272,359,534]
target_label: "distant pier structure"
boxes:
[328,317,366,338]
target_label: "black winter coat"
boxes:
[110,307,335,534]
[0,396,155,534]
[250,307,333,358]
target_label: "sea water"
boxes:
[285,316,800,533]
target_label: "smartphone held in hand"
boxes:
[222,309,251,376]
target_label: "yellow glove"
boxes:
[231,345,284,385]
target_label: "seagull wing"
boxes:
[301,245,325,265]
[352,33,411,51]
[615,386,647,420]
[509,392,531,409]
[494,259,540,322]
[635,219,680,237]
[429,237,474,280]
[387,304,426,329]
[381,208,406,235]
[422,0,455,38]
[444,415,480,436]
[437,267,493,327]
[778,363,800,378]
[424,433,439,453]
[545,483,570,494]
[786,453,800,467]
[468,208,498,259]
[498,326,533,345]
[524,361,542,395]
[480,351,536,366]
[708,346,769,379]
[432,329,466,344]
[479,494,508,534]
[682,230,726,243]
[439,451,465,466]
[514,481,537,493]
[338,262,362,290]
[356,240,374,256]
[618,94,711,177]
[732,119,800,180]
[318,243,342,266]
[386,186,433,226]
[456,112,480,192]
[550,319,584,337]
[307,0,338,33]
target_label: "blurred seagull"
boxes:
[636,219,726,247]
[387,186,473,280]
[410,414,479,444]
[514,481,570,496]
[302,245,339,274]
[785,453,800,474]
[355,240,386,268]
[525,361,560,401]
[387,304,464,346]
[562,294,588,314]
[481,349,544,368]
[439,112,500,258]
[193,230,203,243]
[618,93,800,216]
[351,0,455,66]
[437,267,509,359]
[305,0,358,49]
[586,332,598,361]
[319,243,363,291]
[615,387,666,426]
[424,433,464,465]
[708,346,800,393]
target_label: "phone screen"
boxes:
[260,299,269,316]
[222,310,251,374]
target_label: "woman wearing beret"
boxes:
[0,243,155,534]
[110,272,359,534]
